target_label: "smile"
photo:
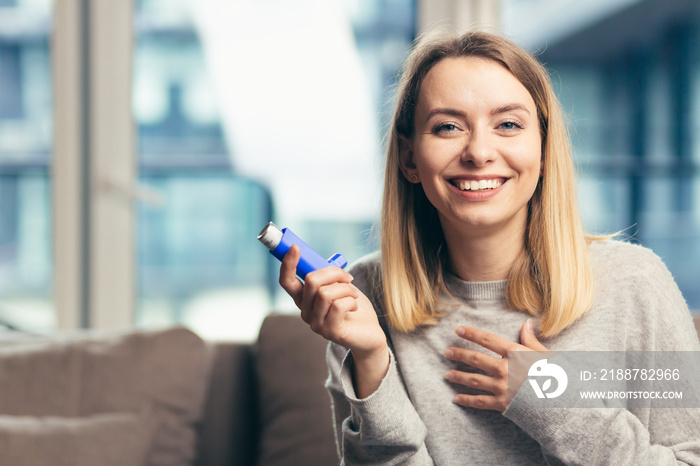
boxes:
[450,178,505,192]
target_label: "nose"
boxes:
[461,127,494,167]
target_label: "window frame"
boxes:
[53,0,135,329]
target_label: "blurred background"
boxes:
[0,0,698,340]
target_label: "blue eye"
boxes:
[433,123,458,134]
[499,121,522,130]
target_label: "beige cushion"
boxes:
[0,327,213,466]
[0,411,158,466]
[255,314,338,465]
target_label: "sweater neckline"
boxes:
[444,273,507,301]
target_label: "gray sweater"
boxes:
[325,239,700,465]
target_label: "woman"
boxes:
[279,30,700,464]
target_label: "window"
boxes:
[134,0,416,339]
[0,0,53,332]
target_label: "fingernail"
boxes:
[446,371,454,381]
[346,273,354,281]
[525,319,535,333]
[456,327,465,336]
[444,349,454,358]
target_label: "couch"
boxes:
[0,314,337,466]
[1,313,699,466]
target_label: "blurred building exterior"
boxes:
[504,0,700,307]
[0,0,698,337]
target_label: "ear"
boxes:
[398,135,419,182]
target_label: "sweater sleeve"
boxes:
[504,395,700,465]
[503,241,700,465]
[325,341,433,465]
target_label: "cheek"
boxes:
[415,158,443,177]
[519,155,543,201]
[509,139,542,176]
[413,139,462,174]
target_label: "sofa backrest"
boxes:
[195,342,258,466]
[0,327,213,466]
[196,314,336,466]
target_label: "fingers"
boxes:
[455,326,519,358]
[519,319,549,352]
[279,245,303,307]
[278,243,361,343]
[444,347,506,378]
[446,323,551,413]
[299,266,354,321]
[446,370,502,395]
[306,282,359,333]
[452,393,507,412]
[444,350,509,412]
[278,245,355,317]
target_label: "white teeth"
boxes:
[456,179,503,191]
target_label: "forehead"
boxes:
[417,56,536,114]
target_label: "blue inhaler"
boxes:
[257,222,347,280]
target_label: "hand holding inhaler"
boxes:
[258,222,389,398]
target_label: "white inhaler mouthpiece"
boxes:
[257,222,284,250]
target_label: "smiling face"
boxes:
[400,56,543,244]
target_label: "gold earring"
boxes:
[410,175,419,183]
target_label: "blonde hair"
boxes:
[381,30,598,338]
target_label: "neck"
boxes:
[442,221,526,282]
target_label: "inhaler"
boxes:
[257,222,347,280]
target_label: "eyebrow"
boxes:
[425,104,531,122]
[491,103,531,116]
[425,108,465,121]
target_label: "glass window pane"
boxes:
[0,0,53,332]
[134,0,415,339]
